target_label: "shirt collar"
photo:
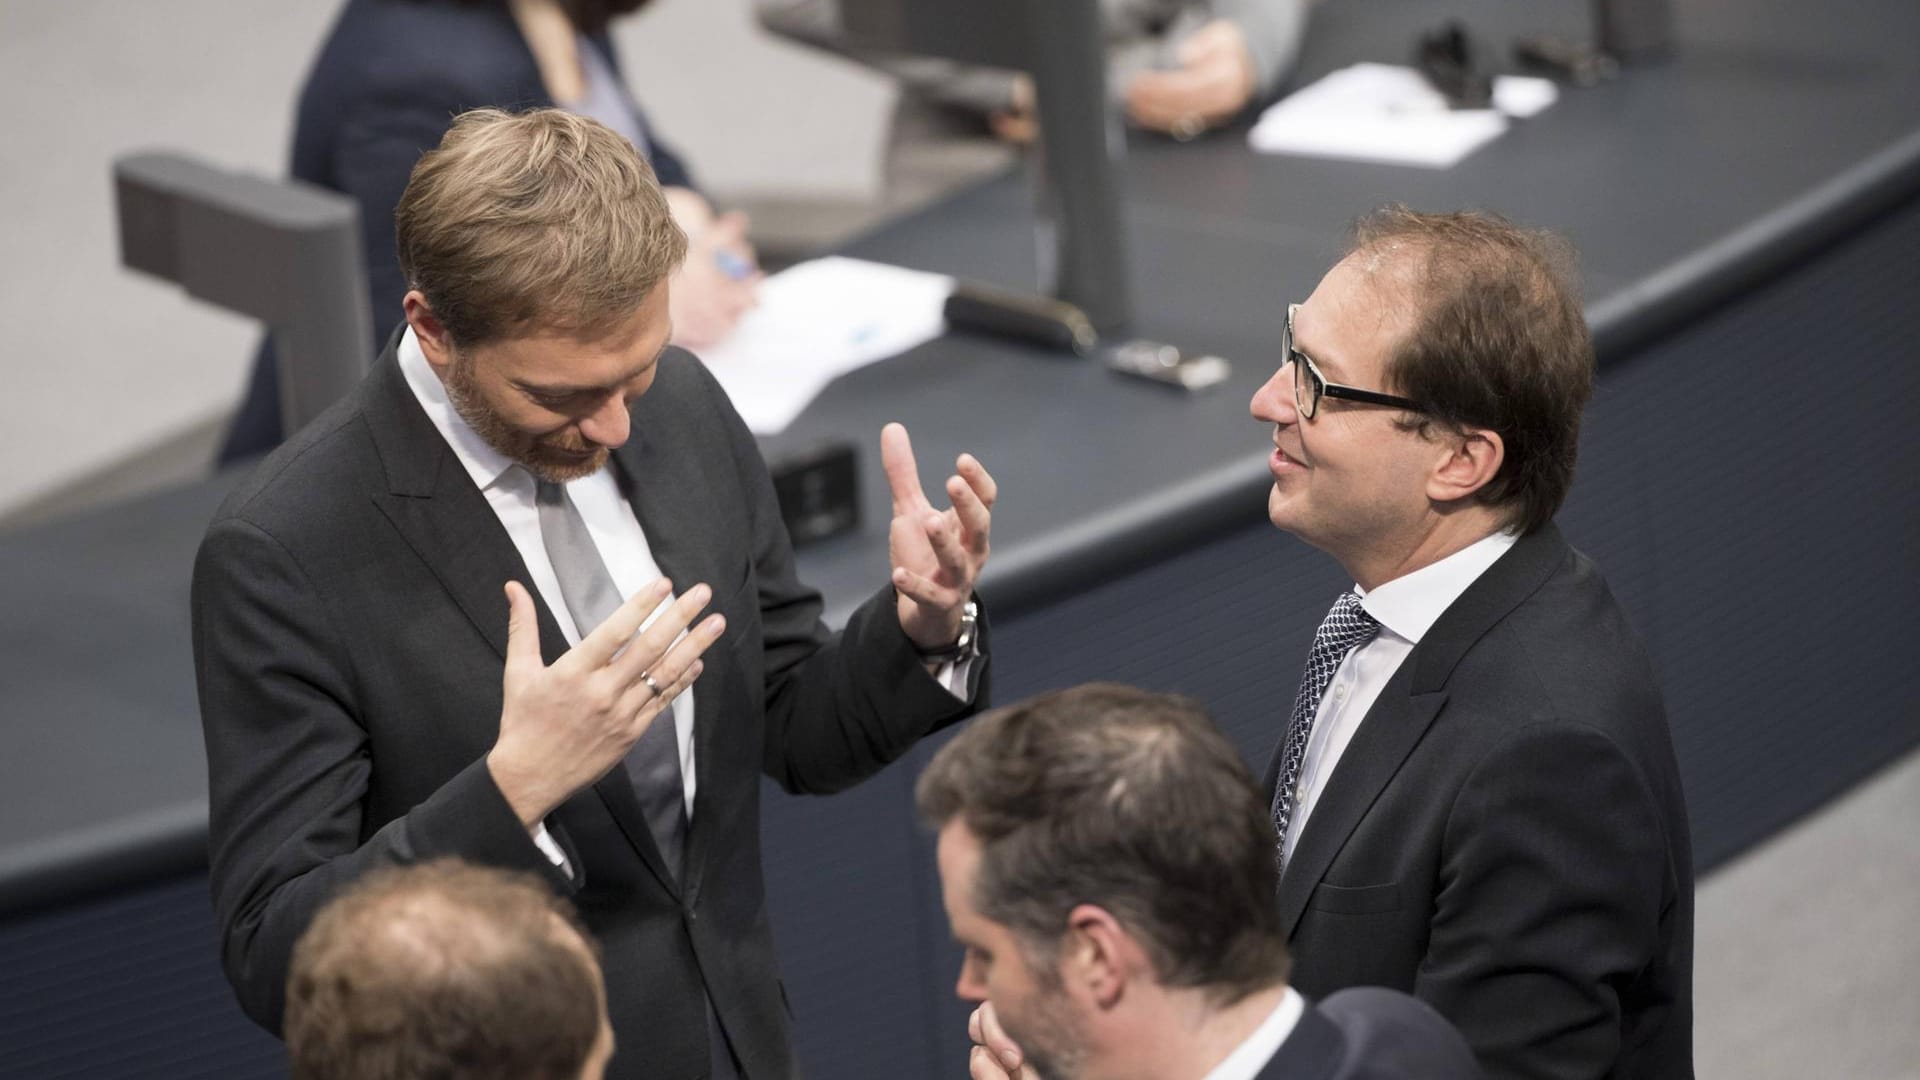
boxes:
[396,325,521,492]
[1359,529,1519,645]
[1200,987,1305,1080]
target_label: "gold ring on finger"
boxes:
[640,671,663,697]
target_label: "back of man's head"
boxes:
[286,859,609,1080]
[916,683,1289,1003]
[1349,206,1594,534]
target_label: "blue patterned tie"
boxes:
[1272,591,1380,871]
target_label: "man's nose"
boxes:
[578,395,631,448]
[1251,360,1298,424]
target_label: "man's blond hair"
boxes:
[395,107,687,347]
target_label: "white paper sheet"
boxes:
[1249,63,1558,169]
[696,256,955,434]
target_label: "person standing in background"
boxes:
[222,0,761,463]
[1248,207,1693,1078]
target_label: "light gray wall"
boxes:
[0,0,889,519]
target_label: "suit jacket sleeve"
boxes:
[193,515,571,1032]
[694,362,988,795]
[1415,722,1673,1080]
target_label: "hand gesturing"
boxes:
[880,422,996,651]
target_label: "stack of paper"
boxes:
[1249,63,1558,169]
[697,256,955,434]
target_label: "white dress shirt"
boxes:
[1200,988,1306,1080]
[399,329,970,870]
[1279,530,1518,864]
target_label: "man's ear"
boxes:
[402,290,454,373]
[1062,904,1141,1010]
[1426,426,1504,504]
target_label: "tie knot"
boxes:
[1315,591,1380,653]
[534,475,566,507]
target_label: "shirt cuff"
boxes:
[933,655,976,701]
[531,821,574,879]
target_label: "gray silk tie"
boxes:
[534,477,688,882]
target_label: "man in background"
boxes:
[757,0,1311,202]
[921,683,1482,1080]
[1249,207,1693,1077]
[286,858,614,1080]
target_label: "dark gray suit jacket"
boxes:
[193,334,987,1079]
[1269,527,1692,1080]
[1259,988,1484,1080]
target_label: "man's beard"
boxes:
[998,979,1090,1080]
[444,353,610,484]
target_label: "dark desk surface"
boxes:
[5,0,1919,913]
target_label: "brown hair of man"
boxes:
[286,859,606,1080]
[1350,206,1594,535]
[916,683,1290,1005]
[394,106,687,349]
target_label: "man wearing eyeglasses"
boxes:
[1248,207,1694,1079]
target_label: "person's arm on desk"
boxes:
[1126,1,1309,137]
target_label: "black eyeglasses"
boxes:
[1284,303,1431,419]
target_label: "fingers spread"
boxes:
[892,565,958,612]
[881,421,930,515]
[608,585,721,686]
[619,650,707,737]
[957,453,998,508]
[503,581,543,672]
[571,578,675,670]
[924,510,972,582]
[948,475,992,555]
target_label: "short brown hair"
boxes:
[916,684,1290,1004]
[1350,206,1594,534]
[286,859,603,1080]
[395,107,687,347]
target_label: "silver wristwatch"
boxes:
[916,599,980,664]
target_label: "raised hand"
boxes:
[486,577,726,827]
[880,422,996,652]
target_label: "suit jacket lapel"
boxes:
[609,398,738,899]
[1277,667,1447,936]
[1276,526,1574,936]
[363,336,683,895]
[362,338,571,665]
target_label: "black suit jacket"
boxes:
[1270,527,1692,1080]
[193,333,986,1079]
[222,0,695,461]
[1258,988,1484,1080]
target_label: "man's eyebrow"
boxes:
[1294,323,1352,381]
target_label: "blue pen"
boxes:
[714,248,754,281]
